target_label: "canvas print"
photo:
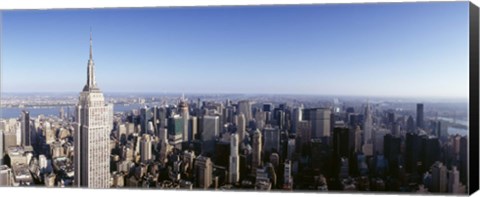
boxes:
[0,1,477,195]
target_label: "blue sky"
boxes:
[1,2,470,98]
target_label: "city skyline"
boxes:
[0,1,475,193]
[1,2,470,98]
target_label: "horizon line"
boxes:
[1,91,469,100]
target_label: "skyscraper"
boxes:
[384,134,401,173]
[20,110,30,147]
[236,113,246,144]
[416,103,424,130]
[333,127,353,158]
[158,127,170,165]
[188,116,198,142]
[156,106,167,137]
[195,155,213,189]
[310,108,331,138]
[422,135,440,172]
[448,166,461,193]
[139,106,151,134]
[238,100,252,122]
[140,134,152,163]
[151,106,159,134]
[363,102,373,144]
[263,126,280,154]
[2,131,16,153]
[167,115,184,148]
[407,115,415,133]
[74,32,113,188]
[291,107,303,134]
[431,162,447,193]
[296,120,311,147]
[178,94,190,142]
[283,160,293,189]
[252,129,262,174]
[405,132,423,173]
[201,115,219,156]
[229,133,240,184]
[354,125,362,153]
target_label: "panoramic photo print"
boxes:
[0,1,475,195]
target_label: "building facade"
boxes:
[74,32,113,188]
[252,129,262,174]
[20,110,31,147]
[229,133,240,184]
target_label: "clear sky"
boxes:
[1,2,470,98]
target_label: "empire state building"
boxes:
[74,31,113,188]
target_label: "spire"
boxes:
[84,28,97,91]
[89,28,93,60]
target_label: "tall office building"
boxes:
[407,115,415,133]
[372,128,388,155]
[252,129,262,174]
[384,134,401,172]
[287,138,295,160]
[263,126,280,154]
[416,103,424,129]
[140,134,152,163]
[422,136,440,172]
[405,132,423,173]
[179,94,190,142]
[74,32,113,188]
[2,131,16,152]
[195,156,213,189]
[238,100,252,122]
[139,106,152,133]
[310,108,331,138]
[151,106,159,134]
[236,113,246,144]
[333,127,353,158]
[296,120,311,147]
[168,115,184,148]
[431,162,447,193]
[448,166,461,193]
[158,128,170,165]
[229,133,240,184]
[283,160,293,189]
[255,110,266,130]
[15,123,21,146]
[291,107,303,134]
[363,102,373,144]
[44,122,55,144]
[354,126,362,153]
[202,115,219,155]
[188,116,198,142]
[156,106,167,137]
[20,110,31,147]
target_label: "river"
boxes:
[0,104,144,119]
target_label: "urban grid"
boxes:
[0,34,470,194]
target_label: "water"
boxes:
[0,104,144,119]
[447,127,468,136]
[437,117,468,127]
[437,117,469,136]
